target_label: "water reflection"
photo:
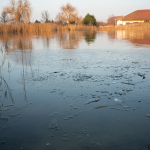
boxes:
[0,30,150,150]
[116,30,150,47]
[0,33,33,52]
[57,31,83,49]
[0,30,150,52]
[0,47,14,114]
[107,30,116,39]
[84,31,96,44]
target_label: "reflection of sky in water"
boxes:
[0,31,150,150]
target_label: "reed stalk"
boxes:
[0,23,150,34]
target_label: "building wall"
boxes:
[117,20,123,25]
[117,20,144,26]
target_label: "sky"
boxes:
[0,0,150,22]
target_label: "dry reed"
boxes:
[0,23,57,34]
[0,23,150,34]
[0,23,97,34]
[98,23,150,31]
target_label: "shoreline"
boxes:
[0,23,150,34]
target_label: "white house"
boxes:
[117,9,150,26]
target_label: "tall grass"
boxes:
[0,23,57,34]
[0,23,98,34]
[0,23,150,34]
[98,23,150,31]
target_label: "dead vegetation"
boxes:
[98,23,150,31]
[0,23,98,34]
[0,22,150,34]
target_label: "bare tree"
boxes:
[55,12,64,24]
[8,0,15,21]
[7,0,32,23]
[107,14,115,25]
[41,10,50,23]
[23,0,32,22]
[59,2,79,24]
[15,0,32,23]
[75,15,82,25]
[0,7,9,23]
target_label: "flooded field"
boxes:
[0,30,150,150]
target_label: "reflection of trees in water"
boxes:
[0,33,35,108]
[0,47,14,108]
[0,45,30,137]
[107,30,116,39]
[84,31,96,45]
[0,33,33,66]
[0,31,57,110]
[0,31,99,51]
[57,31,83,49]
[0,33,33,52]
[37,32,56,49]
[56,30,97,47]
[0,32,58,65]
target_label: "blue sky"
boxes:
[0,0,150,22]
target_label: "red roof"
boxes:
[107,16,123,21]
[122,9,150,21]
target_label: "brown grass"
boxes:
[0,23,57,34]
[98,23,150,31]
[0,23,150,34]
[0,23,98,34]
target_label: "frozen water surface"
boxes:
[0,30,150,150]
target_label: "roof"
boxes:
[107,16,123,21]
[121,9,150,21]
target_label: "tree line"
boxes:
[0,0,98,26]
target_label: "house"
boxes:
[117,9,150,25]
[107,16,123,25]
